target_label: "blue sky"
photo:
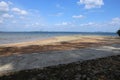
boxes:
[0,0,120,32]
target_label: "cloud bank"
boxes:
[78,0,104,9]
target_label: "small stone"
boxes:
[37,74,41,77]
[82,74,87,78]
[87,77,91,80]
[75,74,81,80]
[31,78,36,80]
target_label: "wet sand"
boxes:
[1,55,119,80]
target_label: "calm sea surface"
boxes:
[0,32,117,44]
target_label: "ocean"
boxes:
[0,32,117,44]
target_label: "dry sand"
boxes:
[0,35,120,56]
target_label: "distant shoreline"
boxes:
[0,31,116,34]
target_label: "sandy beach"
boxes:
[0,35,120,56]
[1,0,120,79]
[0,35,120,79]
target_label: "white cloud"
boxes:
[55,22,74,26]
[60,22,69,26]
[12,8,28,15]
[80,17,120,28]
[35,22,40,26]
[8,1,13,5]
[0,1,45,31]
[19,16,25,19]
[0,1,9,12]
[12,20,17,23]
[72,15,84,19]
[78,0,104,9]
[2,13,13,18]
[53,17,120,32]
[110,17,120,26]
[25,22,46,27]
[0,19,3,24]
[80,22,98,27]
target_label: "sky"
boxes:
[0,0,120,32]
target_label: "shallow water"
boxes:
[0,32,117,44]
